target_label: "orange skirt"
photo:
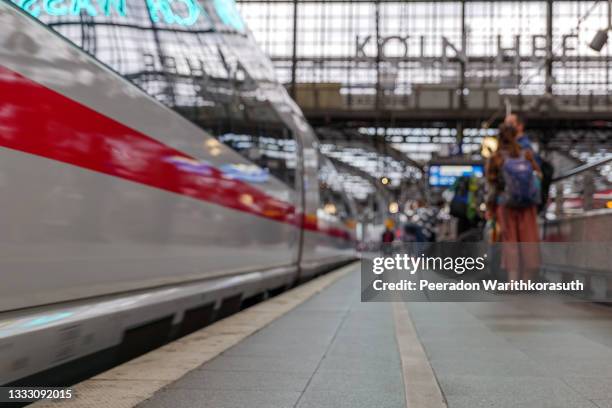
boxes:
[496,205,540,278]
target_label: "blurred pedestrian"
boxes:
[407,200,438,243]
[381,226,394,255]
[486,124,542,282]
[505,113,554,213]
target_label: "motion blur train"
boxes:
[0,0,357,385]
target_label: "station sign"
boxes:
[357,33,581,61]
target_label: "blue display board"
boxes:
[428,164,484,187]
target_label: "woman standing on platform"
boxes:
[486,124,542,283]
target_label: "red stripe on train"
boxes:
[0,65,353,241]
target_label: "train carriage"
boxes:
[0,0,356,385]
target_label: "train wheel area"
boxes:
[20,262,612,408]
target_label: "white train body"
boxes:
[0,0,356,385]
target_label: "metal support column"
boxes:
[457,0,467,151]
[545,0,554,96]
[554,185,564,218]
[583,171,595,211]
[375,0,382,111]
[290,0,299,100]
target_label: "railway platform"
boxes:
[2,0,612,406]
[34,262,612,408]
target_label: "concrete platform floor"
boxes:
[139,269,406,408]
[409,300,612,408]
[60,264,612,408]
[137,266,612,408]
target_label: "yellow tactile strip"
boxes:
[393,303,448,408]
[32,262,358,408]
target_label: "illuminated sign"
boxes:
[147,0,201,26]
[213,0,243,31]
[428,164,484,187]
[12,0,245,29]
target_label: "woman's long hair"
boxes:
[498,124,521,157]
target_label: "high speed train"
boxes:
[0,0,357,385]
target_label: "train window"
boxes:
[320,186,349,221]
[318,155,352,223]
[24,0,276,103]
[216,122,297,188]
[340,193,355,221]
[17,0,296,187]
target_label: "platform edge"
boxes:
[31,262,358,408]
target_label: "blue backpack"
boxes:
[500,151,541,208]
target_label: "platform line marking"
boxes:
[393,302,447,408]
[31,262,358,408]
[291,296,352,408]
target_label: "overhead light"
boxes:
[389,202,399,214]
[324,203,337,215]
[589,0,612,52]
[381,177,390,185]
[589,29,609,52]
[481,136,499,159]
